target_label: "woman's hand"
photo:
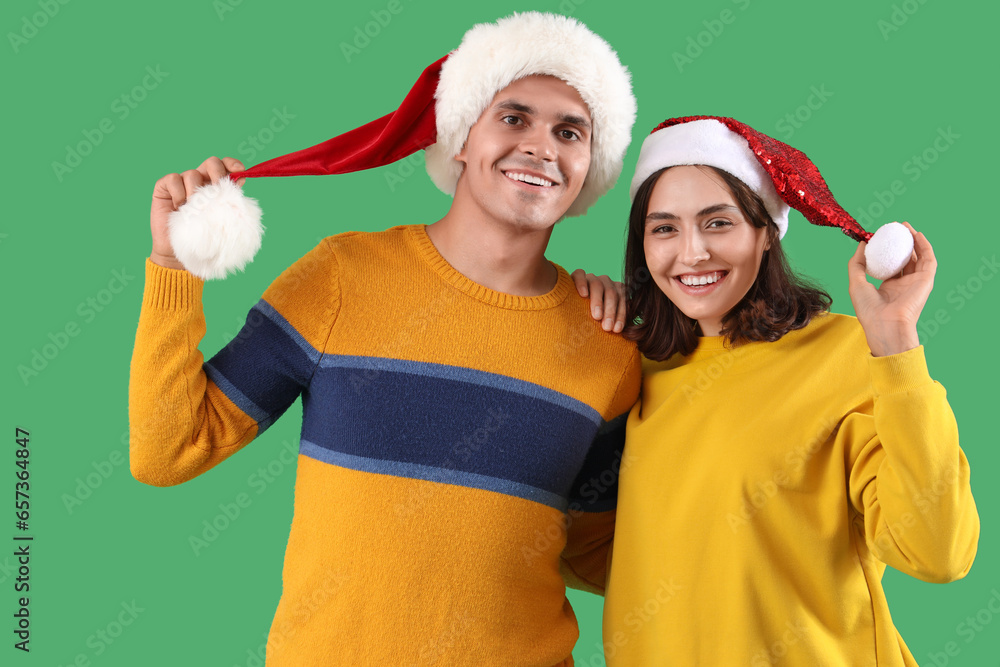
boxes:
[848,222,935,356]
[570,269,626,333]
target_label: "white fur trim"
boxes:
[168,177,264,281]
[425,11,636,217]
[865,222,914,280]
[629,119,791,238]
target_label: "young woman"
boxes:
[592,116,980,665]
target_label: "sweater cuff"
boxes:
[143,257,204,310]
[868,345,933,396]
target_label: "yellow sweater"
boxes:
[129,224,640,666]
[604,312,979,666]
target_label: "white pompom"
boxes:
[864,222,914,281]
[167,178,264,281]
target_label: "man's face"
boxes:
[453,75,592,231]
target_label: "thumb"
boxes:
[847,242,870,292]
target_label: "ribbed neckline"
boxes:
[407,224,574,311]
[679,331,776,368]
[684,316,826,364]
[692,335,728,351]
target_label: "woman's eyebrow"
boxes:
[645,203,738,221]
[697,204,740,217]
[646,211,678,221]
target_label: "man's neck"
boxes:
[426,211,559,297]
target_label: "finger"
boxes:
[901,248,919,276]
[847,241,869,288]
[153,173,187,210]
[199,156,230,185]
[904,222,937,274]
[221,157,247,187]
[221,156,245,174]
[599,275,617,331]
[180,169,207,200]
[571,269,589,298]
[614,281,627,333]
[588,275,606,321]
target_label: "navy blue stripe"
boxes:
[318,354,602,426]
[204,302,315,432]
[567,411,629,513]
[204,362,268,423]
[300,362,600,502]
[300,441,568,511]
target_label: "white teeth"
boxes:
[505,171,554,187]
[679,272,723,286]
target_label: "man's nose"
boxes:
[519,125,557,161]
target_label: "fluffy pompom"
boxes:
[167,177,264,281]
[864,222,914,281]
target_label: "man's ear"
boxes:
[454,140,468,167]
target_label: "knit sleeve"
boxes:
[129,239,341,487]
[844,345,980,583]
[560,346,642,596]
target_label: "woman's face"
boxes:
[642,166,770,337]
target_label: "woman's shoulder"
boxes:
[786,311,867,349]
[779,312,874,383]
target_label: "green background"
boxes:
[5,0,998,664]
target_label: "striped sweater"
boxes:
[129,224,640,666]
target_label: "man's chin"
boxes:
[499,199,575,230]
[503,209,567,232]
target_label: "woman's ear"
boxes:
[763,223,777,252]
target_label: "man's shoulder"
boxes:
[548,273,640,381]
[320,225,415,254]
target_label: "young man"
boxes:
[130,12,638,666]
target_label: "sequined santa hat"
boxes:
[629,116,913,280]
[168,11,636,280]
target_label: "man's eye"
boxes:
[502,115,521,125]
[560,129,580,140]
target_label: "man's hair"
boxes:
[622,165,832,361]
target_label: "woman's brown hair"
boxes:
[623,165,831,361]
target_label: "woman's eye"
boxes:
[651,225,675,234]
[708,219,733,229]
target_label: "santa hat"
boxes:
[169,11,636,280]
[629,116,913,280]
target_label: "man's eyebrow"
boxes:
[560,113,591,131]
[645,204,740,222]
[496,100,534,114]
[494,100,592,131]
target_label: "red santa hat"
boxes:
[169,12,636,280]
[629,116,914,280]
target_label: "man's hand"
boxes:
[570,269,626,333]
[149,157,246,271]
